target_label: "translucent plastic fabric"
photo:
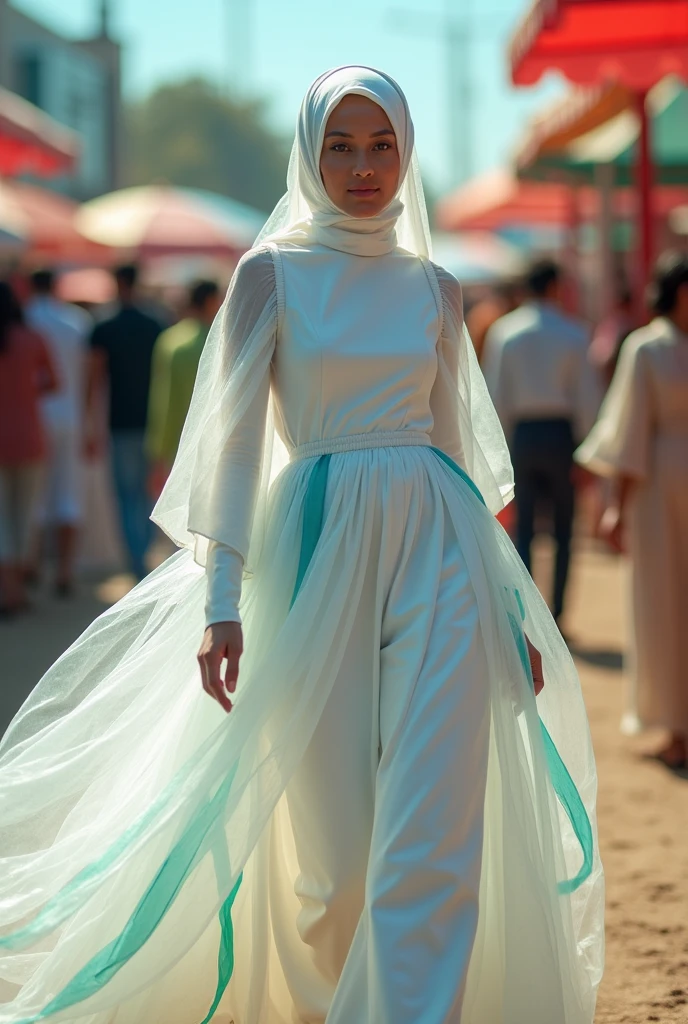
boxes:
[0,64,602,1023]
[0,444,602,1023]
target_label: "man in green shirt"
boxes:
[146,279,221,497]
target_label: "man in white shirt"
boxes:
[26,269,92,595]
[483,259,601,629]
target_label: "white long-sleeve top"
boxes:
[204,242,502,627]
[482,301,602,444]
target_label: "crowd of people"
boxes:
[0,264,220,611]
[0,249,686,767]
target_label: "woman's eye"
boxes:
[331,144,349,152]
[373,142,392,151]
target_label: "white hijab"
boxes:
[257,65,432,258]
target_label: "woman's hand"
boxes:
[526,636,545,696]
[599,504,625,553]
[197,621,243,713]
[599,475,634,554]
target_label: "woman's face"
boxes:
[319,94,400,219]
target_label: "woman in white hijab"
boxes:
[0,68,603,1024]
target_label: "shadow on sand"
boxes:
[569,645,624,672]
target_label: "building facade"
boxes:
[0,0,123,199]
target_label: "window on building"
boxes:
[15,51,43,109]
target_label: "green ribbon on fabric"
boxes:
[9,453,335,1024]
[291,453,332,608]
[13,767,242,1023]
[539,723,594,895]
[198,874,243,1024]
[432,447,594,895]
[504,594,593,894]
[429,447,594,895]
[293,445,594,897]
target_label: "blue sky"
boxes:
[14,0,567,195]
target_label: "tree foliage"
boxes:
[125,78,289,212]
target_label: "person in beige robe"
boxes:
[576,252,688,768]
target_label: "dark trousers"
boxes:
[111,430,154,580]
[512,418,575,622]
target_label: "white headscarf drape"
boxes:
[257,65,432,258]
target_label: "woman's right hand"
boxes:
[197,621,243,713]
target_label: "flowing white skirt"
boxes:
[0,445,604,1023]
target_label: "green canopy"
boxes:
[519,80,688,186]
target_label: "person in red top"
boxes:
[0,281,57,614]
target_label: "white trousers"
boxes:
[282,498,491,1024]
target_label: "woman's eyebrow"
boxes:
[324,127,395,139]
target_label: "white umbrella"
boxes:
[76,185,266,256]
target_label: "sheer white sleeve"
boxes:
[427,266,466,465]
[576,331,654,480]
[428,262,515,513]
[152,245,279,572]
[205,543,245,626]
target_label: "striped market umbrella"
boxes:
[76,185,267,257]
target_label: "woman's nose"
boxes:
[353,157,374,178]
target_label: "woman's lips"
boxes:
[348,187,379,197]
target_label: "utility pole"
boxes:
[390,0,474,188]
[226,0,253,99]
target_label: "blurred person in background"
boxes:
[588,285,636,390]
[483,258,602,631]
[465,278,523,365]
[146,279,221,498]
[25,269,92,596]
[86,264,163,580]
[0,282,57,615]
[577,252,688,768]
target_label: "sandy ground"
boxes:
[1,539,687,1022]
[556,543,688,1024]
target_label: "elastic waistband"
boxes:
[289,430,431,462]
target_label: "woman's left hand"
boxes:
[526,636,545,696]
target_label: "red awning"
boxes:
[511,0,688,89]
[435,168,688,232]
[0,88,79,177]
[436,170,581,231]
